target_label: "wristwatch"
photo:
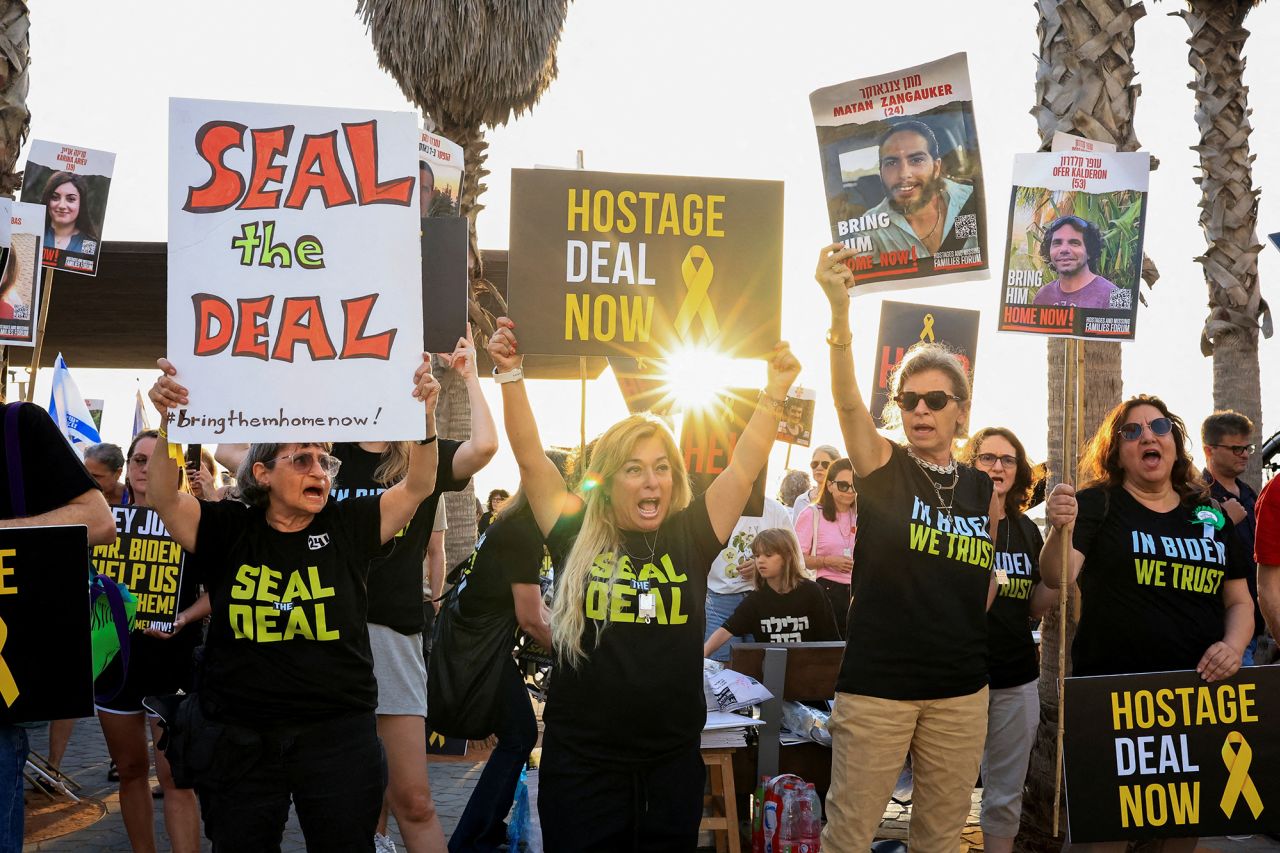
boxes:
[493,366,524,385]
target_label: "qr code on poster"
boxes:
[1109,288,1132,310]
[953,214,977,240]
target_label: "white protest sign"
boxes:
[167,97,424,443]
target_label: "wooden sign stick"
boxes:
[24,268,55,403]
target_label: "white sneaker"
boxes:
[373,833,398,853]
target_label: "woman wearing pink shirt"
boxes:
[794,457,857,637]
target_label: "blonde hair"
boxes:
[373,441,412,486]
[551,414,691,668]
[751,528,806,594]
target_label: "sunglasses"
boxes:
[894,390,962,411]
[1117,418,1173,441]
[810,460,831,470]
[974,453,1018,469]
[830,480,855,493]
[267,451,342,477]
[1207,443,1254,457]
[129,454,149,466]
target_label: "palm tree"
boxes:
[357,0,571,563]
[0,0,29,400]
[1020,1,1159,849]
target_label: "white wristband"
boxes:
[493,366,524,385]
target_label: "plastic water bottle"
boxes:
[791,783,822,852]
[777,784,799,853]
[752,774,769,853]
[763,774,804,853]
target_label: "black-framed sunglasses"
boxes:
[1117,418,1173,441]
[894,390,962,411]
[974,453,1018,469]
[830,480,855,493]
[266,451,342,477]
[1207,443,1255,457]
[810,459,831,470]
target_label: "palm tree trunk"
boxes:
[0,0,30,400]
[1177,0,1267,487]
[431,355,477,571]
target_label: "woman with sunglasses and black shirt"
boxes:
[146,356,442,852]
[814,244,1000,853]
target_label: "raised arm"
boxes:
[814,244,892,477]
[440,328,499,479]
[377,356,441,543]
[146,358,203,552]
[0,488,116,545]
[488,317,574,537]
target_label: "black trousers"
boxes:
[817,576,851,639]
[538,730,704,852]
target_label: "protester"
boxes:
[1041,396,1254,852]
[960,427,1053,853]
[488,316,799,851]
[793,457,857,637]
[1256,475,1280,638]
[98,428,208,853]
[791,444,839,520]
[422,501,447,660]
[704,527,839,656]
[84,442,127,504]
[185,448,223,502]
[477,488,510,534]
[147,355,442,852]
[42,170,100,253]
[777,469,810,513]
[0,395,114,853]
[814,243,999,853]
[704,496,794,661]
[1201,410,1262,665]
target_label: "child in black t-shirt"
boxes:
[704,527,839,656]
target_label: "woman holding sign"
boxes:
[487,316,799,852]
[814,243,1000,853]
[146,355,442,853]
[1041,396,1254,850]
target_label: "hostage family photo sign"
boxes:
[506,168,783,360]
[20,139,116,277]
[0,202,45,347]
[167,97,425,443]
[91,506,186,632]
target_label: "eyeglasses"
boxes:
[129,454,149,466]
[266,451,342,477]
[1207,443,1255,457]
[830,480,855,493]
[894,390,963,411]
[810,460,831,470]
[1118,418,1173,441]
[975,453,1018,469]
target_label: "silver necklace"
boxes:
[620,531,659,567]
[909,450,959,522]
[907,446,957,474]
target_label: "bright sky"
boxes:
[20,0,1280,498]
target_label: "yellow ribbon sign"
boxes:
[919,313,936,343]
[428,730,447,748]
[674,245,719,340]
[1220,731,1264,820]
[0,616,18,708]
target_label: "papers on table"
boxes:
[701,710,764,750]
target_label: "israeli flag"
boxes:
[48,353,101,453]
[133,389,150,438]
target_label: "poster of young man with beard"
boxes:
[810,53,988,291]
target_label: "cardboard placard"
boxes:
[1052,132,1118,154]
[20,140,115,276]
[0,526,94,723]
[679,388,765,517]
[775,386,816,447]
[167,97,424,442]
[870,301,979,428]
[1065,667,1280,841]
[609,356,674,416]
[507,168,783,359]
[0,202,44,347]
[422,217,470,352]
[91,507,185,632]
[419,129,464,219]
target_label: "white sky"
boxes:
[20,0,1280,497]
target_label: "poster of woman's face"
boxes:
[19,140,116,277]
[0,201,46,346]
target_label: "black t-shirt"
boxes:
[837,442,995,700]
[1071,486,1250,677]
[457,503,545,619]
[331,441,469,634]
[544,494,724,764]
[192,496,383,725]
[722,579,839,643]
[0,402,97,519]
[987,514,1043,689]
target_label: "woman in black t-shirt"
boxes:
[704,526,838,654]
[960,427,1054,853]
[1042,397,1253,851]
[487,316,800,852]
[146,356,443,853]
[815,244,1001,853]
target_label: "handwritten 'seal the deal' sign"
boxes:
[1064,667,1280,842]
[167,98,425,443]
[506,169,783,359]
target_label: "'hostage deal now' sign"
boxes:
[507,168,783,360]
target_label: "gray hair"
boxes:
[882,343,972,435]
[84,442,125,471]
[811,444,840,462]
[778,469,811,506]
[234,442,332,508]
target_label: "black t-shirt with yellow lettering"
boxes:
[1071,487,1249,677]
[544,494,724,764]
[837,442,995,700]
[192,496,383,725]
[987,514,1043,690]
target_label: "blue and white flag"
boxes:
[48,353,101,453]
[133,390,150,438]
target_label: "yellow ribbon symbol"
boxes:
[919,313,936,343]
[428,730,446,748]
[0,616,19,708]
[674,245,720,340]
[1220,731,1264,819]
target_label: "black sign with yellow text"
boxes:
[1064,667,1280,842]
[0,526,94,723]
[869,301,979,428]
[91,506,185,631]
[680,389,765,517]
[507,169,783,359]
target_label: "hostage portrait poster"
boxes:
[998,151,1149,341]
[809,53,989,292]
[506,168,783,360]
[0,202,44,347]
[21,139,116,276]
[167,97,425,443]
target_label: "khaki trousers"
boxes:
[821,688,989,853]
